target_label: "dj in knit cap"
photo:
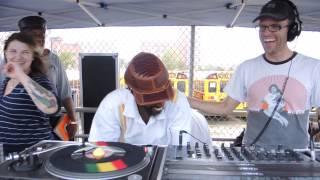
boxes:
[89,52,195,145]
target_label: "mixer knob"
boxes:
[227,154,234,160]
[196,151,201,158]
[276,151,282,161]
[265,151,273,160]
[186,142,192,157]
[214,148,222,160]
[240,145,245,153]
[256,151,264,161]
[194,142,201,158]
[187,142,191,148]
[284,149,293,161]
[203,144,211,157]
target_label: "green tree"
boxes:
[161,49,188,71]
[58,51,76,70]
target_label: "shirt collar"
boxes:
[263,51,297,65]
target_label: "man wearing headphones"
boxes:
[189,0,320,149]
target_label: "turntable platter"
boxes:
[45,142,150,180]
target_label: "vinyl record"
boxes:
[45,142,150,180]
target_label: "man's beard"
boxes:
[144,105,164,116]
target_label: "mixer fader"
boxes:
[214,143,304,162]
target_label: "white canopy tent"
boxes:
[0,0,319,32]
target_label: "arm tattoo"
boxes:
[28,80,56,108]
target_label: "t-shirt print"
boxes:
[247,75,307,127]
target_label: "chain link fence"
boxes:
[1,26,320,141]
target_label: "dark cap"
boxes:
[124,52,174,105]
[18,16,47,31]
[253,0,294,22]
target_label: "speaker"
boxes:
[79,53,118,134]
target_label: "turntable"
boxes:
[46,142,152,179]
[0,140,166,180]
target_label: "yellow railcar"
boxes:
[218,72,247,110]
[169,72,189,96]
[193,73,222,102]
[192,72,247,110]
[122,71,246,110]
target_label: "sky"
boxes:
[45,26,320,68]
[1,26,320,80]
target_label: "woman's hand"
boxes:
[3,62,26,81]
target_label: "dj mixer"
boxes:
[162,142,320,179]
[0,140,320,179]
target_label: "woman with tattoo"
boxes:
[0,32,58,154]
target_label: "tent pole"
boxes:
[227,0,246,28]
[77,0,104,26]
[189,25,195,97]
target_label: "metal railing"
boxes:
[66,107,318,144]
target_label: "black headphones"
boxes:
[283,0,302,42]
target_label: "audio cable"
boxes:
[179,130,207,149]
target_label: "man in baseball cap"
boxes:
[189,0,320,150]
[252,0,295,23]
[18,16,47,31]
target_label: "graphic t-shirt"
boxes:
[225,53,320,149]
